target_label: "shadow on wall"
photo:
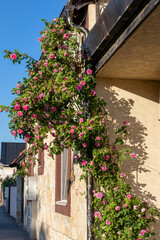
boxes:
[39,224,46,240]
[96,78,160,236]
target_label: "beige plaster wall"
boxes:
[96,77,160,236]
[35,135,87,240]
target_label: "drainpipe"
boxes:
[64,5,94,240]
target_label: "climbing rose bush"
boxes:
[1,17,159,239]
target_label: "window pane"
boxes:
[61,149,68,200]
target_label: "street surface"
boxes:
[0,206,31,240]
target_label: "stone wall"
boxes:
[34,135,87,240]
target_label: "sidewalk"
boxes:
[0,206,31,240]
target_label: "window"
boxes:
[55,148,71,216]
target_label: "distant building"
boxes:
[0,142,26,204]
[1,142,26,166]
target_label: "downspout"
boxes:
[64,5,94,240]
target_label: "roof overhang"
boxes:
[96,2,160,80]
[82,0,159,75]
[10,150,26,167]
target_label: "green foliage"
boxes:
[2,176,16,192]
[1,17,159,239]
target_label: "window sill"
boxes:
[56,200,67,206]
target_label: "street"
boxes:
[0,206,31,240]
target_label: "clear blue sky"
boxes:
[0,0,67,154]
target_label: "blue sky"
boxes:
[0,0,67,154]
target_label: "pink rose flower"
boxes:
[101,166,107,171]
[95,142,100,147]
[31,114,38,119]
[82,160,87,166]
[104,155,109,160]
[53,18,57,22]
[130,152,136,158]
[127,195,131,199]
[133,205,138,210]
[17,90,20,94]
[14,104,21,110]
[30,160,34,165]
[44,63,48,66]
[37,38,41,42]
[82,142,87,148]
[96,192,103,199]
[94,212,101,218]
[75,155,79,160]
[61,114,66,118]
[38,71,42,75]
[54,69,58,73]
[17,84,21,88]
[17,111,23,116]
[26,134,32,139]
[115,206,120,211]
[64,52,68,57]
[123,121,131,126]
[88,127,92,130]
[145,228,149,233]
[80,118,84,123]
[44,144,48,150]
[86,69,92,75]
[10,54,17,60]
[51,107,56,112]
[91,90,96,96]
[23,105,29,111]
[11,130,17,136]
[89,120,94,124]
[49,54,55,59]
[106,220,111,225]
[123,204,128,208]
[62,87,67,91]
[76,84,82,91]
[38,93,44,99]
[17,129,24,134]
[120,173,126,178]
[79,133,84,137]
[141,208,146,213]
[80,81,86,86]
[70,129,75,133]
[96,136,101,140]
[90,161,94,166]
[22,162,25,167]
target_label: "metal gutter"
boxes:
[82,0,155,64]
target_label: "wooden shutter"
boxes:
[28,154,34,177]
[38,148,44,175]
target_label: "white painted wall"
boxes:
[10,186,17,219]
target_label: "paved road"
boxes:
[0,206,31,240]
